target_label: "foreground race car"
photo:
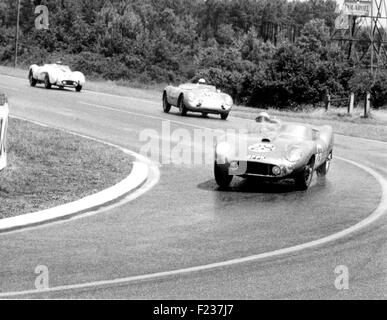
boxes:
[0,93,9,171]
[28,63,85,92]
[163,79,233,120]
[214,113,334,190]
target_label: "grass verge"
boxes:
[0,118,133,219]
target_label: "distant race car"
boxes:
[28,63,85,92]
[214,113,334,190]
[163,79,233,120]
[0,93,9,171]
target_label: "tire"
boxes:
[202,113,208,118]
[29,71,37,87]
[44,74,51,89]
[317,151,332,177]
[163,93,171,113]
[295,159,314,190]
[214,162,233,188]
[178,95,187,116]
[75,85,82,92]
[221,113,229,120]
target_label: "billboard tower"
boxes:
[332,0,387,82]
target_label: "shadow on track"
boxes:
[29,85,78,93]
[198,175,328,195]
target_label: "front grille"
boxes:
[246,161,275,176]
[64,81,75,85]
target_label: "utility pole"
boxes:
[14,0,21,68]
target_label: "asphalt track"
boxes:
[0,74,386,299]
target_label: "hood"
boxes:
[218,128,315,163]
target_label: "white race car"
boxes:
[0,93,9,171]
[163,79,233,120]
[28,63,85,92]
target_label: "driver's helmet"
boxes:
[198,78,206,85]
[255,112,280,124]
[55,61,63,65]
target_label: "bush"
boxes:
[349,71,387,108]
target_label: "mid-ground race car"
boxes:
[214,113,334,190]
[163,79,233,120]
[28,62,85,92]
[0,93,9,171]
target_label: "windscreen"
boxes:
[279,124,313,140]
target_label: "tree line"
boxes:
[1,0,387,108]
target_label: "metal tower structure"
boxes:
[332,0,387,82]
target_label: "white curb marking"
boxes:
[0,116,158,234]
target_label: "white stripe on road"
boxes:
[0,85,19,92]
[0,156,386,298]
[83,89,159,106]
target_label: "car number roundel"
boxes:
[248,143,275,153]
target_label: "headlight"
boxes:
[286,147,303,163]
[216,142,231,157]
[225,96,233,106]
[272,166,282,176]
[187,92,195,102]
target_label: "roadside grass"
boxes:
[0,118,133,219]
[1,65,387,142]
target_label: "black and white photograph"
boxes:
[0,0,386,305]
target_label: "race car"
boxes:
[0,93,9,171]
[28,62,85,92]
[163,79,233,120]
[214,113,334,190]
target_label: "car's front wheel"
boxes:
[75,85,82,92]
[214,162,233,188]
[295,161,314,190]
[317,151,332,177]
[221,113,229,120]
[178,96,187,116]
[44,74,51,89]
[163,93,171,113]
[29,71,37,87]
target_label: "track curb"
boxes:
[0,117,150,234]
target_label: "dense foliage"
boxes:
[1,0,386,108]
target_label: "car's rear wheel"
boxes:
[295,159,314,190]
[163,93,171,113]
[214,162,233,188]
[75,85,82,92]
[178,95,187,116]
[29,71,37,87]
[44,74,51,89]
[317,151,332,177]
[221,113,229,120]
